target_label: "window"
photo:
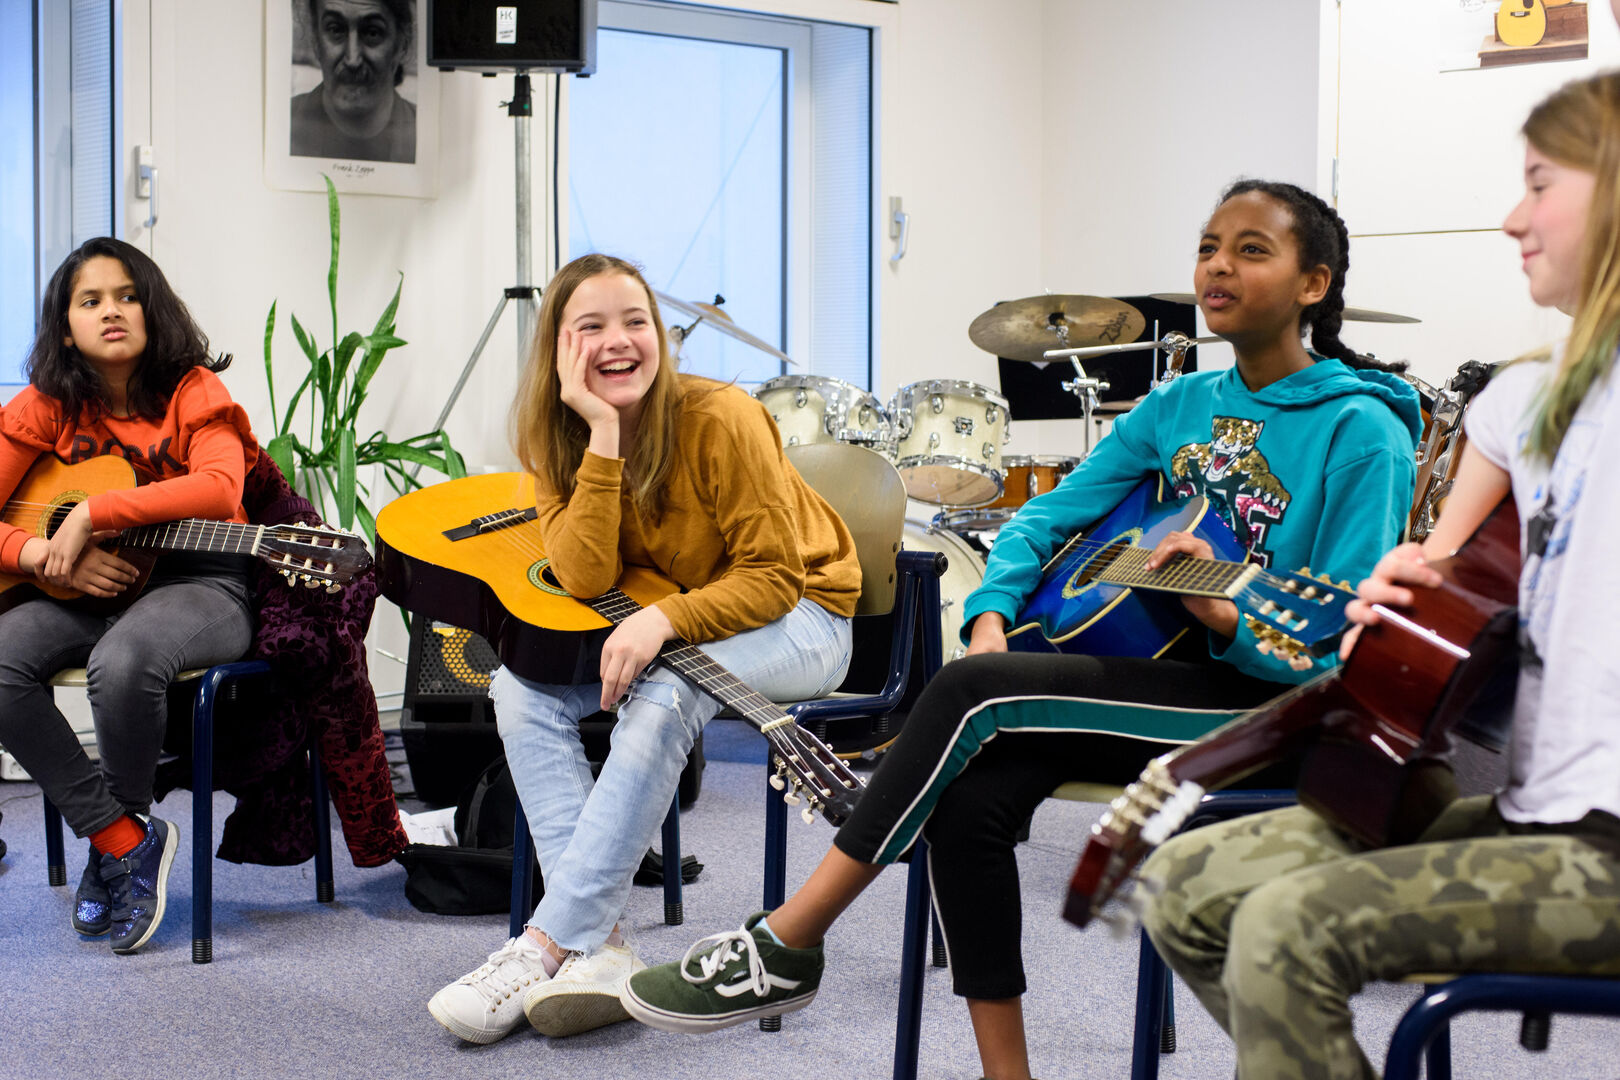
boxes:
[568,1,871,390]
[3,0,117,389]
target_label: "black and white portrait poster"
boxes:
[264,0,439,197]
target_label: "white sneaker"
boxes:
[428,936,553,1043]
[523,941,647,1037]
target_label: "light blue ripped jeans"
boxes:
[490,597,852,954]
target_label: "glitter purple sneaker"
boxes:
[72,844,111,936]
[101,816,178,955]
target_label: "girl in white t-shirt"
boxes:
[1140,71,1620,1080]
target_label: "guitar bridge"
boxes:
[443,506,538,541]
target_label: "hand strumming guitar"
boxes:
[1337,542,1444,660]
[965,611,1009,656]
[19,502,138,597]
[600,603,678,711]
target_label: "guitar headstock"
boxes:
[259,523,374,592]
[765,723,864,827]
[1238,567,1357,670]
[1065,761,1204,930]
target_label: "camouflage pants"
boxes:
[1139,797,1620,1080]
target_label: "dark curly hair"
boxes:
[1218,179,1405,374]
[27,237,231,422]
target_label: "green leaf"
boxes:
[436,430,467,478]
[353,497,377,546]
[325,174,340,355]
[371,274,403,339]
[336,426,357,529]
[332,331,364,424]
[263,301,279,431]
[279,373,315,440]
[358,440,450,471]
[290,312,320,367]
[265,434,301,486]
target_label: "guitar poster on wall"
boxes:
[1440,0,1589,71]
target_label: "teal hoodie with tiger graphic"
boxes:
[962,355,1424,684]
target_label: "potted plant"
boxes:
[262,175,466,540]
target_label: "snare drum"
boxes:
[932,507,1019,535]
[754,375,888,450]
[984,455,1080,511]
[889,380,1011,507]
[902,518,987,664]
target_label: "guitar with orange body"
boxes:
[0,455,372,615]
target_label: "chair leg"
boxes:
[510,803,534,941]
[310,743,335,904]
[1130,929,1169,1080]
[1161,974,1177,1054]
[929,909,948,967]
[43,795,67,886]
[191,672,217,964]
[759,775,790,1031]
[892,840,931,1080]
[661,792,683,926]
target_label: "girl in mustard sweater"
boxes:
[0,237,257,955]
[428,253,860,1044]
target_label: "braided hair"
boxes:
[1218,179,1406,374]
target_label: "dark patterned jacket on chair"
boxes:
[154,452,408,867]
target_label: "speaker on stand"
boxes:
[399,618,705,810]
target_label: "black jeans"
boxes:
[0,575,252,837]
[832,645,1289,999]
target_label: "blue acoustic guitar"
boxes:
[1007,477,1357,667]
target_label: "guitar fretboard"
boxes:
[118,519,263,556]
[581,588,788,728]
[1090,546,1259,599]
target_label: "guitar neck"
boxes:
[118,519,261,557]
[1092,545,1259,600]
[580,589,788,724]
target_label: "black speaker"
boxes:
[426,0,597,74]
[400,618,705,809]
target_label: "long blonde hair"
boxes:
[511,254,683,516]
[1521,73,1620,460]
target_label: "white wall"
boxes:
[1017,0,1322,457]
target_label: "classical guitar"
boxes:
[1008,477,1358,667]
[0,455,372,616]
[1062,497,1520,930]
[1496,0,1548,48]
[373,472,864,826]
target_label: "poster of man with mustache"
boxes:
[290,0,417,164]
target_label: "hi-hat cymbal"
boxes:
[654,291,795,366]
[1148,293,1421,324]
[968,295,1146,361]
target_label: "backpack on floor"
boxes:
[397,756,543,916]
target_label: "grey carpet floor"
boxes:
[2,719,1617,1079]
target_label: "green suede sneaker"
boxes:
[621,912,823,1032]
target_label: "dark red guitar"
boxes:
[1063,499,1521,929]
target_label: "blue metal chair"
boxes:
[1384,973,1620,1080]
[891,785,1295,1080]
[41,660,335,963]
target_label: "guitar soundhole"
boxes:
[527,559,572,597]
[1066,539,1132,593]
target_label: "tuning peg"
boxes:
[783,789,802,806]
[769,773,786,791]
[1337,579,1353,591]
[303,576,320,589]
[801,807,816,825]
[325,583,341,594]
[1299,566,1312,577]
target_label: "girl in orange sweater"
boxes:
[0,237,257,954]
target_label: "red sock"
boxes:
[90,816,145,858]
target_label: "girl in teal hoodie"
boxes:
[623,180,1423,1080]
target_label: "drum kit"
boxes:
[676,287,1422,662]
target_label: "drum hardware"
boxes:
[1407,361,1495,542]
[1045,332,1219,448]
[967,295,1147,361]
[655,291,797,366]
[1148,292,1423,325]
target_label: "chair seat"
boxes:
[48,667,208,689]
[1050,781,1128,804]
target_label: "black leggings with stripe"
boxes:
[831,643,1289,1000]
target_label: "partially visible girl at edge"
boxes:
[1141,71,1620,1080]
[0,237,257,955]
[426,253,859,1044]
[624,182,1422,1080]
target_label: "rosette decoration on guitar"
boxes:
[373,472,864,827]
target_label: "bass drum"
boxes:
[903,518,987,665]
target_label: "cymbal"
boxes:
[1148,293,1421,324]
[968,295,1146,361]
[653,291,795,366]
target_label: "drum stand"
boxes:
[1048,331,1218,452]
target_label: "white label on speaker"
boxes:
[496,7,517,44]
